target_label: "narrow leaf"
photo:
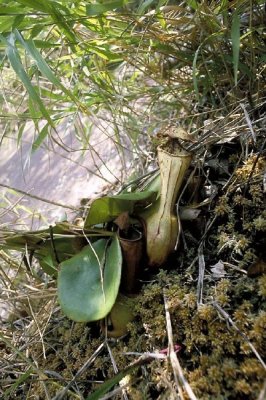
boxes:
[0,33,54,127]
[86,0,124,16]
[3,369,33,400]
[86,354,155,400]
[138,0,154,14]
[32,122,49,151]
[16,0,76,43]
[192,46,201,101]
[15,31,78,103]
[86,365,137,400]
[0,16,16,32]
[187,0,199,10]
[231,11,240,86]
[17,122,26,146]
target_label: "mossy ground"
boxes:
[1,130,265,400]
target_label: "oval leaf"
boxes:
[58,236,122,322]
[84,190,157,227]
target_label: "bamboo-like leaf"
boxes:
[58,236,122,322]
[15,0,76,43]
[0,6,22,14]
[14,31,79,104]
[32,40,60,49]
[32,122,49,151]
[0,32,54,127]
[137,0,155,15]
[156,0,168,10]
[187,0,199,10]
[86,0,125,16]
[28,94,42,123]
[231,11,240,86]
[0,16,16,32]
[17,122,26,146]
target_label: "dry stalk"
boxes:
[257,380,266,400]
[163,290,198,400]
[106,341,129,400]
[53,342,105,400]
[0,183,78,211]
[212,302,266,371]
[196,245,205,306]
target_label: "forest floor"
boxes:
[1,105,265,400]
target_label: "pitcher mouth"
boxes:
[158,144,192,158]
[118,226,143,242]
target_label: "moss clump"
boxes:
[213,155,266,270]
[127,270,265,400]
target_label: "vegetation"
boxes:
[0,1,265,399]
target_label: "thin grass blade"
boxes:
[231,11,240,86]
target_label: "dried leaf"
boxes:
[210,260,226,278]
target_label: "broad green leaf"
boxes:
[12,14,25,30]
[0,33,54,127]
[58,236,122,322]
[0,6,22,14]
[30,24,45,39]
[231,11,240,86]
[84,190,157,227]
[2,233,84,274]
[86,0,125,16]
[39,253,58,276]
